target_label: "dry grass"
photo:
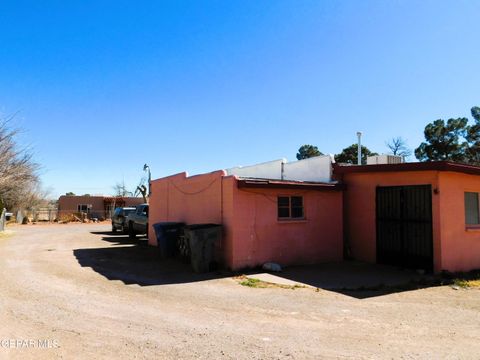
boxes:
[453,278,480,288]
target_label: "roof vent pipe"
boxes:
[356,131,362,165]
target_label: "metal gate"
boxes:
[376,185,433,271]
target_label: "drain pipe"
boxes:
[356,131,362,165]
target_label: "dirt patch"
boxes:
[0,224,479,359]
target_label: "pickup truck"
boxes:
[126,204,149,239]
[111,207,136,234]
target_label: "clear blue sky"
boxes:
[1,1,479,198]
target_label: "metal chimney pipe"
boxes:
[356,132,362,165]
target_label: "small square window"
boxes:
[278,196,304,220]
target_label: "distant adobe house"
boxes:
[149,156,344,270]
[335,161,480,273]
[57,195,143,220]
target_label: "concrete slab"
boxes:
[247,261,428,290]
[246,272,311,287]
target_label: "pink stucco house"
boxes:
[149,157,480,274]
[149,157,344,270]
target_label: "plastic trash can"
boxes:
[153,222,185,259]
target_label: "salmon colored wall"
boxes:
[438,172,480,272]
[342,171,442,272]
[220,176,236,269]
[228,186,343,270]
[148,171,225,244]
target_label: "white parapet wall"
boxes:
[226,159,286,179]
[283,155,333,182]
[225,155,334,182]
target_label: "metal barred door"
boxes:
[376,185,433,271]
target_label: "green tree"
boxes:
[334,144,377,165]
[414,118,469,162]
[466,107,480,165]
[471,106,480,122]
[65,192,75,196]
[296,144,323,160]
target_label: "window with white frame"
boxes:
[464,192,480,225]
[277,196,304,220]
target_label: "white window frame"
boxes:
[77,204,91,213]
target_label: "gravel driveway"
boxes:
[0,223,479,359]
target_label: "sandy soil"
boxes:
[0,224,479,359]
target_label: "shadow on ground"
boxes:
[73,231,231,286]
[75,231,450,298]
[271,262,447,299]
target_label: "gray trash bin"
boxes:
[184,224,222,273]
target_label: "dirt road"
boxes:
[0,224,479,359]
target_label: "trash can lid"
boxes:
[153,222,185,228]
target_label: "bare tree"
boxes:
[0,114,40,211]
[113,176,148,202]
[18,183,52,210]
[112,180,133,197]
[386,137,412,158]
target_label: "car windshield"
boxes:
[124,209,135,215]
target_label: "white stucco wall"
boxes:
[226,159,285,179]
[225,155,334,182]
[283,155,333,182]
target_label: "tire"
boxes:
[111,225,117,233]
[128,222,136,239]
